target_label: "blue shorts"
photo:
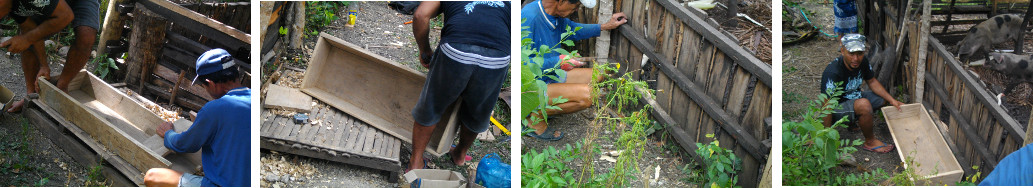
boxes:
[412,44,509,133]
[832,91,885,125]
[70,0,102,30]
[178,173,203,187]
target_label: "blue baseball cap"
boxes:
[192,48,235,85]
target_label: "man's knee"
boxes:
[853,99,872,116]
[144,168,180,187]
[73,26,96,48]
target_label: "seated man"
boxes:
[144,49,250,187]
[821,34,903,153]
[0,0,74,112]
[520,0,626,141]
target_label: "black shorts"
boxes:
[411,44,508,133]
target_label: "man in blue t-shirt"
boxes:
[821,34,903,153]
[520,0,626,141]
[143,49,251,187]
[408,1,510,172]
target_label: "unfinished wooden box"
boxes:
[302,33,459,156]
[882,104,963,185]
[38,70,201,177]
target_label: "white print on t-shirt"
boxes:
[464,1,505,14]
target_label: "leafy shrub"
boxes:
[782,83,872,185]
[695,134,742,188]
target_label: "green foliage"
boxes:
[83,165,108,187]
[0,119,47,186]
[520,19,581,130]
[955,166,981,186]
[521,143,605,187]
[782,83,870,185]
[694,134,742,188]
[304,1,350,37]
[92,54,118,80]
[32,178,47,186]
[833,168,890,186]
[278,26,288,35]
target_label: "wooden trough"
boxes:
[302,33,460,157]
[882,104,964,185]
[36,70,202,185]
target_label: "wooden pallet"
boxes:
[260,108,402,182]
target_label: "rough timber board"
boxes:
[300,33,459,156]
[259,109,401,160]
[263,84,312,113]
[38,71,172,173]
[882,104,964,185]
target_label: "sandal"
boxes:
[862,143,895,153]
[526,126,564,141]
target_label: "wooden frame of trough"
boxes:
[302,33,460,157]
[609,0,772,186]
[37,70,202,185]
[882,104,964,185]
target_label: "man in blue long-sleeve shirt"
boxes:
[144,49,251,187]
[520,0,626,141]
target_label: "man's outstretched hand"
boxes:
[889,99,904,112]
[157,121,174,138]
[601,13,628,30]
[0,36,33,53]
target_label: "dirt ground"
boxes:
[261,2,511,187]
[782,0,904,181]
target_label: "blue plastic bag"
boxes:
[475,153,511,188]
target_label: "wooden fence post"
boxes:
[126,3,169,91]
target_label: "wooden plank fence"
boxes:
[608,0,772,186]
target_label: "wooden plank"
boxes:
[301,33,458,156]
[637,87,703,165]
[925,74,999,170]
[143,134,170,156]
[138,0,250,50]
[263,84,312,113]
[297,108,321,143]
[650,0,770,86]
[260,139,401,182]
[928,37,1026,143]
[38,77,171,174]
[619,26,767,161]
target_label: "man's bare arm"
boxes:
[413,1,441,68]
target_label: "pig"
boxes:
[988,52,1033,80]
[957,14,1024,61]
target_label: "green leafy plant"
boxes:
[955,166,981,186]
[782,83,869,185]
[92,53,118,80]
[521,143,604,187]
[83,164,108,187]
[304,1,349,37]
[278,26,288,35]
[519,19,581,130]
[695,134,742,188]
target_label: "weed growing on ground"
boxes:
[304,1,350,37]
[83,164,108,187]
[0,119,49,186]
[92,53,118,80]
[955,166,981,186]
[694,134,742,188]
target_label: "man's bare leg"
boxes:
[144,168,182,187]
[565,68,606,84]
[449,125,477,166]
[407,122,436,172]
[855,98,892,152]
[527,83,593,135]
[57,26,95,91]
[7,21,43,113]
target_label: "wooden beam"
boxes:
[924,73,999,171]
[618,26,768,161]
[166,32,251,69]
[637,87,703,165]
[97,0,130,56]
[929,37,1026,143]
[652,0,770,86]
[138,0,250,50]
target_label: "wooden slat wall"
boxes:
[609,0,772,186]
[903,21,1027,181]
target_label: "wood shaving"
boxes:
[277,70,305,89]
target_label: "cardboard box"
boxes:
[882,104,964,185]
[402,169,466,188]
